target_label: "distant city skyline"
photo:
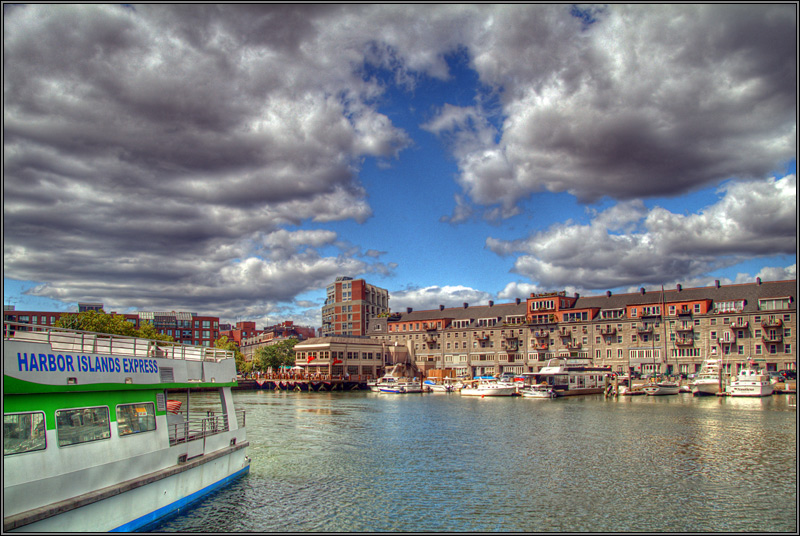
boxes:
[4,5,796,328]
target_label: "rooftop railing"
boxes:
[3,321,235,362]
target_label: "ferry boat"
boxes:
[691,358,724,396]
[524,358,612,397]
[3,322,250,532]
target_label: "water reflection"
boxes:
[150,391,796,533]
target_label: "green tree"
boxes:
[214,336,247,373]
[253,339,298,372]
[55,310,173,341]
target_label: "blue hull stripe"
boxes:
[110,465,250,532]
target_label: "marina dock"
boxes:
[234,376,369,392]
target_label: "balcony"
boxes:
[675,337,694,346]
[559,329,572,338]
[730,320,749,330]
[424,323,438,331]
[762,331,783,343]
[676,325,694,333]
[566,342,582,350]
[532,343,549,351]
[761,317,783,329]
[474,333,489,341]
[677,308,692,317]
[423,335,437,344]
[636,324,653,334]
[717,332,736,344]
[599,325,616,336]
[532,330,550,339]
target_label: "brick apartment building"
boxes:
[321,277,389,337]
[366,279,796,378]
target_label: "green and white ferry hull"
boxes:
[3,323,250,532]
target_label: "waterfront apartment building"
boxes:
[239,320,318,362]
[366,279,796,378]
[219,321,263,346]
[293,336,410,378]
[321,277,389,337]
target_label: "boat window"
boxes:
[4,412,46,455]
[116,403,157,436]
[55,407,111,447]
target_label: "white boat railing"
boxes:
[3,321,234,362]
[167,409,245,446]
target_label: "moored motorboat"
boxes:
[726,365,773,397]
[379,379,422,393]
[520,384,557,399]
[642,380,681,396]
[691,358,724,396]
[3,321,249,533]
[459,379,516,397]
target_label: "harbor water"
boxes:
[149,391,797,532]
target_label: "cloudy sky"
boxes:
[3,4,796,328]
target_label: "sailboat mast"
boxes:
[661,284,668,377]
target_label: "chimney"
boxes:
[756,277,762,285]
[406,307,413,314]
[677,284,682,292]
[606,291,612,298]
[488,300,494,307]
[715,280,720,288]
[439,305,445,311]
[515,298,521,305]
[463,302,469,308]
[574,293,580,299]
[640,287,646,295]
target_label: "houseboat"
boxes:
[3,322,250,532]
[524,358,613,397]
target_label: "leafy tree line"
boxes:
[55,309,173,341]
[54,310,299,375]
[251,339,298,372]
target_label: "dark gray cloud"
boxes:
[436,4,796,216]
[3,4,796,324]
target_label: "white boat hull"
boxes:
[460,386,516,397]
[643,383,680,396]
[5,443,249,532]
[521,387,556,399]
[726,383,773,397]
[691,380,721,396]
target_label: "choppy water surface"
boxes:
[150,391,796,532]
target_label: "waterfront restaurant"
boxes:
[293,336,411,379]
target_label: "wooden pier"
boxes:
[234,376,369,392]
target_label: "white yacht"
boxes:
[726,365,773,397]
[459,379,516,397]
[691,358,724,396]
[520,384,557,399]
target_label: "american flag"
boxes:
[166,400,182,414]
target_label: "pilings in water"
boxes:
[234,379,368,392]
